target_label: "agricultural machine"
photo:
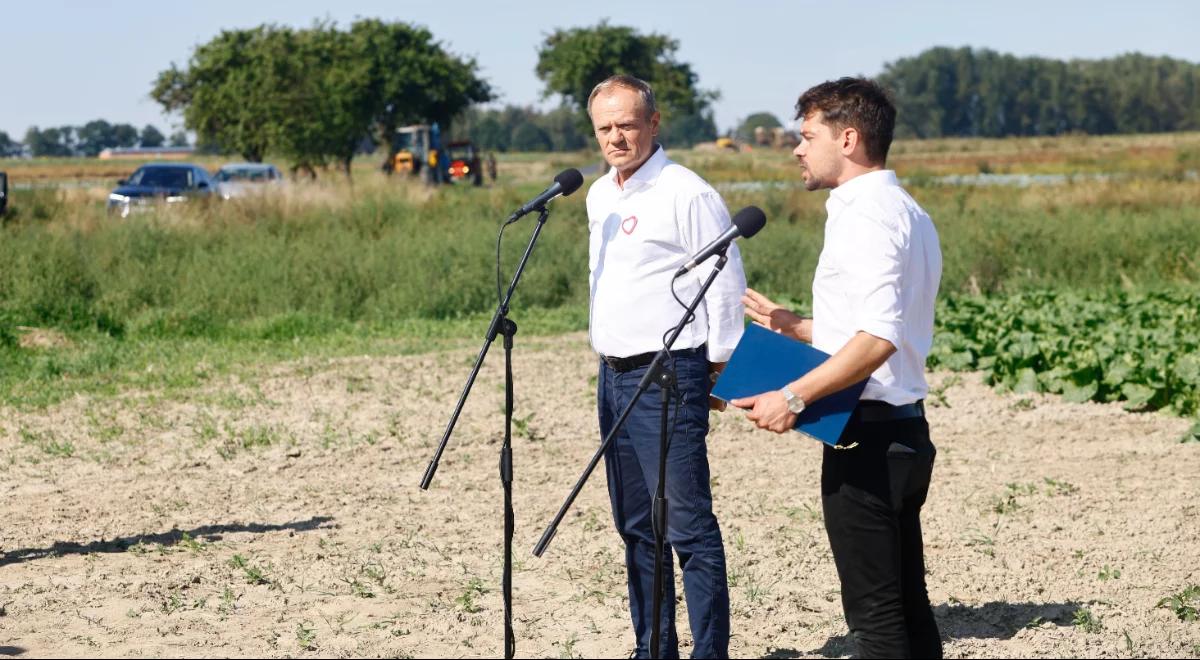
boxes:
[389,123,487,186]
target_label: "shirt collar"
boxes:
[607,143,667,191]
[828,169,899,206]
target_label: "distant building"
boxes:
[99,146,195,160]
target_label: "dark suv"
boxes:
[107,163,216,216]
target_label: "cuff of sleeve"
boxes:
[706,344,737,363]
[856,321,901,351]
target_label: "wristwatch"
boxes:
[780,385,806,414]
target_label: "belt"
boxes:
[601,345,706,373]
[856,399,925,423]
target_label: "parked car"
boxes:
[213,162,284,200]
[107,163,216,217]
[0,170,8,217]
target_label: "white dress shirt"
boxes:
[587,145,746,363]
[812,170,942,405]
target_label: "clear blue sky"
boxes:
[3,0,1198,139]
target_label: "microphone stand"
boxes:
[533,248,731,659]
[420,206,552,660]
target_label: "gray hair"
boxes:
[587,74,657,120]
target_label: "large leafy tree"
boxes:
[350,18,492,165]
[535,21,718,141]
[151,25,294,162]
[151,20,490,174]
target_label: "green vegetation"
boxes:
[881,48,1200,137]
[2,136,1199,429]
[535,21,718,145]
[152,20,491,170]
[929,290,1200,414]
[1157,585,1200,622]
[1073,607,1104,633]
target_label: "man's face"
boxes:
[590,87,659,178]
[792,111,843,191]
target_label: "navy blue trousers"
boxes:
[598,351,730,659]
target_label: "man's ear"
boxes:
[840,127,859,156]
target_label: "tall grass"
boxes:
[3,140,1199,406]
[3,171,1199,336]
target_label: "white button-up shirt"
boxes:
[812,170,942,405]
[587,146,746,363]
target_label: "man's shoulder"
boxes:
[657,160,720,199]
[847,183,930,233]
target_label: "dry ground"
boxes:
[2,333,1198,658]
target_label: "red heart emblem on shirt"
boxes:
[621,215,638,234]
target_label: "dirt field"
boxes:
[2,333,1198,658]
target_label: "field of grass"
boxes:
[2,132,1199,418]
[3,133,1200,658]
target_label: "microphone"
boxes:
[508,168,584,222]
[674,205,767,277]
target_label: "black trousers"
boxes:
[821,411,943,659]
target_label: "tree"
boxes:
[271,22,377,176]
[24,126,74,157]
[536,105,589,151]
[151,20,492,175]
[168,130,190,147]
[74,120,139,156]
[535,22,718,131]
[151,25,297,161]
[662,111,718,148]
[0,131,18,156]
[878,47,1200,138]
[140,125,166,148]
[349,18,491,167]
[735,112,783,144]
[510,122,553,152]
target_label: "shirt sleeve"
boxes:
[845,207,907,351]
[681,191,746,362]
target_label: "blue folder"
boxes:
[711,323,868,446]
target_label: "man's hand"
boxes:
[708,362,727,411]
[742,288,809,341]
[730,391,796,434]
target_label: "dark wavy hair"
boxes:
[795,77,896,165]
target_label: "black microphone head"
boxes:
[554,168,584,196]
[732,205,767,238]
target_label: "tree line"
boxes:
[5,122,187,158]
[10,36,1197,164]
[879,47,1200,138]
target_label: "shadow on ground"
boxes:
[0,516,335,567]
[762,600,1084,658]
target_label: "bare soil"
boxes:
[2,333,1198,658]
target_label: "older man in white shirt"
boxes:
[732,78,944,659]
[586,74,745,660]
